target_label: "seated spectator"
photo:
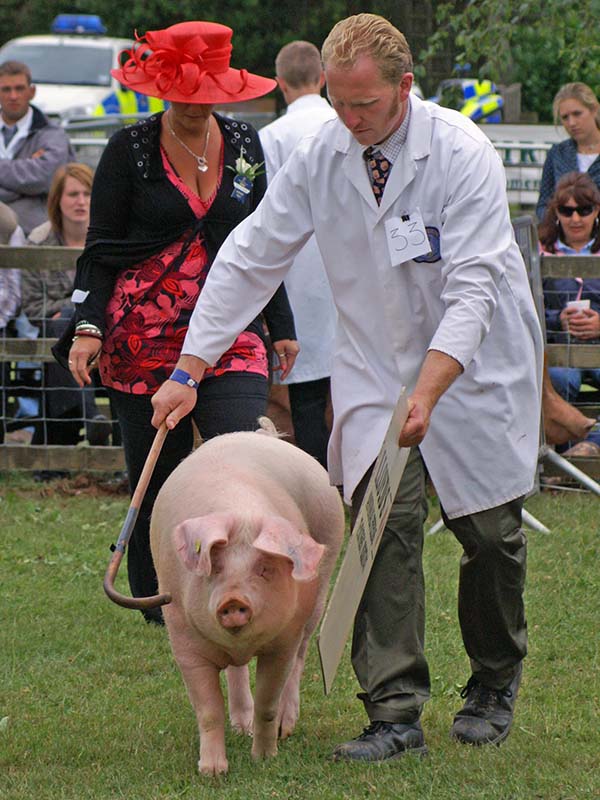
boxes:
[21,163,110,446]
[0,201,23,443]
[539,171,600,456]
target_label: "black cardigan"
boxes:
[54,112,294,366]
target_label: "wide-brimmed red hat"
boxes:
[111,21,276,104]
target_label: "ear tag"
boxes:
[195,541,202,554]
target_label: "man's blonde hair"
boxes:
[275,41,322,89]
[321,13,413,84]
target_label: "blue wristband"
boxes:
[169,368,200,390]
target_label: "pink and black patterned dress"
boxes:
[99,143,268,395]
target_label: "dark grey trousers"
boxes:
[350,447,527,723]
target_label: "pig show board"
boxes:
[317,391,410,695]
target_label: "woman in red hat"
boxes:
[62,22,299,622]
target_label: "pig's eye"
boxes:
[257,562,275,580]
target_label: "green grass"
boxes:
[1,475,598,799]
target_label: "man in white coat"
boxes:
[151,14,543,761]
[259,41,337,468]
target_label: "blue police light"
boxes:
[51,14,107,35]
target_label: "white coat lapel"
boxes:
[377,96,432,217]
[333,125,380,210]
[342,145,379,209]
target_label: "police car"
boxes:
[0,14,163,120]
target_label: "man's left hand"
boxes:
[398,397,431,447]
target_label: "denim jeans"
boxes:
[549,367,600,446]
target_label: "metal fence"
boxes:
[0,245,124,472]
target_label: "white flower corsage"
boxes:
[227,146,265,202]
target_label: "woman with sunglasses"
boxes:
[539,171,600,456]
[536,82,600,221]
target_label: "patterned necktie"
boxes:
[364,147,392,205]
[2,125,17,147]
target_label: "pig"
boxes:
[149,419,345,776]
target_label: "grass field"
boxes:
[1,473,598,800]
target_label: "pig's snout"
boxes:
[217,597,253,631]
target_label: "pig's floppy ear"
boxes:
[253,516,325,582]
[173,512,234,575]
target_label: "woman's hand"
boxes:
[272,339,299,380]
[561,307,600,339]
[68,337,102,387]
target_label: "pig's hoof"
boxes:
[251,741,278,760]
[278,701,299,738]
[198,756,229,776]
[230,713,253,736]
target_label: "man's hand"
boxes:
[151,354,209,430]
[398,396,431,447]
[151,381,197,430]
[398,349,463,448]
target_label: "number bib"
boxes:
[384,209,431,266]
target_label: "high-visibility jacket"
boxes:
[93,88,165,116]
[460,80,503,123]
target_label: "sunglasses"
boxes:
[556,204,596,217]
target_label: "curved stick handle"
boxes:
[103,422,172,610]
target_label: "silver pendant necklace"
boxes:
[167,113,211,172]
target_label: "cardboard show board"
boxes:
[317,391,410,694]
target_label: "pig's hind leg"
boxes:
[226,664,254,735]
[277,599,323,738]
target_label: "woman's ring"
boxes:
[68,360,73,365]
[278,352,286,357]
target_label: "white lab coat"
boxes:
[184,95,544,517]
[259,94,337,383]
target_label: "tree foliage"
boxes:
[0,0,347,81]
[418,0,600,121]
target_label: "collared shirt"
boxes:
[553,238,595,256]
[364,99,411,182]
[0,107,32,158]
[377,99,411,163]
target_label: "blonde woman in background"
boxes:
[536,82,600,220]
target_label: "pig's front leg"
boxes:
[169,630,229,775]
[252,647,297,760]
[226,664,254,735]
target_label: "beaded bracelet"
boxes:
[72,332,103,342]
[75,320,103,338]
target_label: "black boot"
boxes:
[332,721,428,762]
[450,664,522,746]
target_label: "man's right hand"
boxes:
[151,354,209,430]
[151,381,197,430]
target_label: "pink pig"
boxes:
[149,420,344,775]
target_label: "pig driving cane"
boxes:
[149,418,344,775]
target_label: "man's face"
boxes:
[326,54,413,147]
[0,73,35,124]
